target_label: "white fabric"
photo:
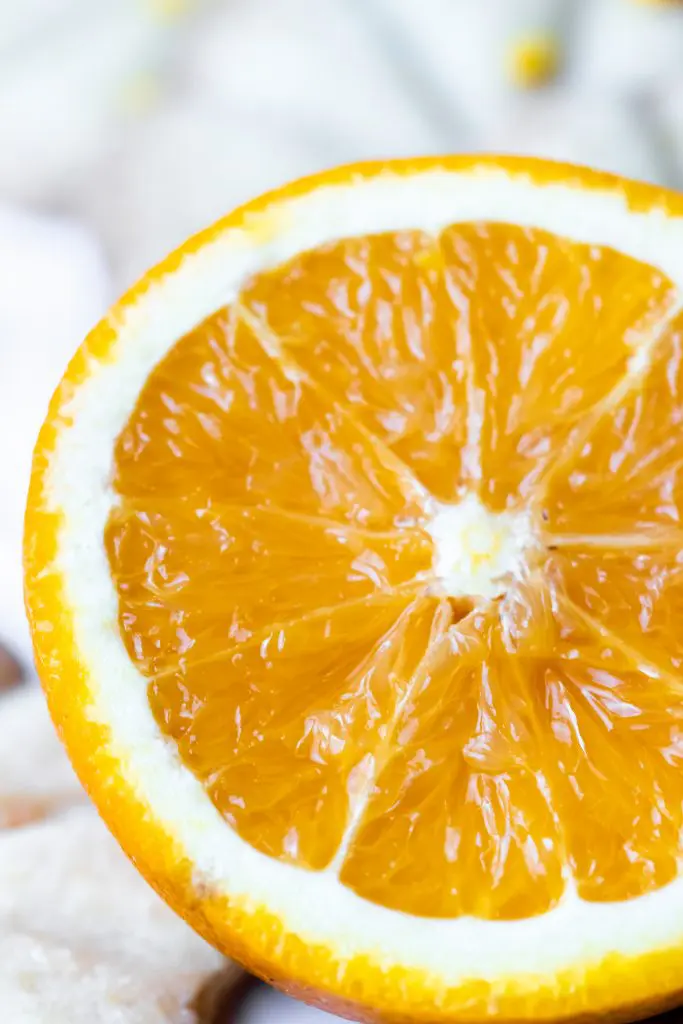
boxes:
[240,985,337,1023]
[0,205,109,663]
[0,0,682,283]
[0,808,226,1023]
[0,688,226,1023]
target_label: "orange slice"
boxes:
[24,157,683,1022]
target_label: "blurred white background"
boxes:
[3,0,683,286]
[1,1,683,1020]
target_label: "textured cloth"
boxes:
[1,0,682,284]
[0,688,228,1023]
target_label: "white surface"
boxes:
[2,0,683,284]
[43,164,683,991]
[0,687,83,826]
[0,205,108,664]
[0,807,225,1024]
[238,985,340,1023]
[0,685,226,1024]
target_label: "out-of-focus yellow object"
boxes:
[120,70,164,115]
[506,33,561,88]
[146,0,196,21]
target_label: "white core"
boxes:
[428,493,534,599]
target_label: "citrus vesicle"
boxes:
[24,157,683,1022]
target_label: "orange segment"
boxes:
[106,501,433,675]
[540,658,683,902]
[243,225,674,512]
[340,611,566,920]
[546,547,683,680]
[537,550,683,899]
[114,306,425,529]
[545,314,683,537]
[150,593,455,870]
[242,231,468,502]
[439,223,675,511]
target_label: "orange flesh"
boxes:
[106,222,683,920]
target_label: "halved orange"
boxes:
[24,156,683,1022]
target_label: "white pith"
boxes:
[428,494,535,599]
[45,164,683,985]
